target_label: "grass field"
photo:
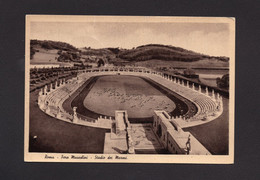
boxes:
[83,75,176,118]
[69,75,196,123]
[132,59,229,69]
[199,78,218,87]
[31,48,59,64]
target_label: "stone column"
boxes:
[44,85,48,94]
[198,85,201,93]
[213,90,216,100]
[205,87,209,96]
[192,83,195,90]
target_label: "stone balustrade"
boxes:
[37,67,224,129]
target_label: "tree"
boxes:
[57,50,62,55]
[41,41,52,49]
[30,47,36,59]
[97,59,105,67]
[217,74,229,89]
[183,68,196,76]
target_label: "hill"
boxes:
[117,44,229,62]
[30,40,82,64]
[30,40,229,68]
[30,40,116,65]
[31,39,78,52]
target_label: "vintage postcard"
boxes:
[25,15,235,163]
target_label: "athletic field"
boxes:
[83,75,176,118]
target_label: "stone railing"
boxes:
[37,67,224,129]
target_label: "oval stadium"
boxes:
[31,67,229,155]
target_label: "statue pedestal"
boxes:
[128,139,135,154]
[57,111,62,119]
[46,106,51,114]
[72,107,78,123]
[39,100,45,110]
[73,116,79,123]
[128,146,135,154]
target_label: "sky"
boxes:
[30,21,230,56]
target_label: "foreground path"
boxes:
[29,90,108,153]
[183,97,229,155]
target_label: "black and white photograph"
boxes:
[24,15,235,163]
